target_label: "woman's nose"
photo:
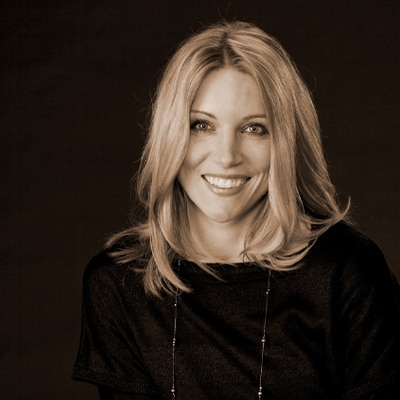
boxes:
[213,130,243,168]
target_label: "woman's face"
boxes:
[178,67,271,227]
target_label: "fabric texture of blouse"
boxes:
[72,223,400,399]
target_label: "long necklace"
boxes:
[171,263,272,399]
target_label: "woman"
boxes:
[72,21,400,399]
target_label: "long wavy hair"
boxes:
[107,21,349,296]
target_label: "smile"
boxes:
[202,175,250,189]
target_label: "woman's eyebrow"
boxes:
[242,114,267,121]
[190,110,267,121]
[190,110,216,119]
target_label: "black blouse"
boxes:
[72,223,400,399]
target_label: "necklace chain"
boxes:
[171,285,178,398]
[171,261,272,399]
[258,268,272,399]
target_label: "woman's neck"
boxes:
[188,215,252,263]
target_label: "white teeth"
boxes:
[204,175,248,188]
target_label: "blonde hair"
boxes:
[107,21,349,295]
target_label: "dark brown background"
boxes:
[1,0,399,399]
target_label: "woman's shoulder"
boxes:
[312,221,386,266]
[82,242,148,294]
[317,221,376,246]
[310,222,398,299]
[83,250,117,281]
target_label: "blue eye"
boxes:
[190,120,211,132]
[243,123,268,136]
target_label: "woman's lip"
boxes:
[202,174,251,180]
[201,174,250,192]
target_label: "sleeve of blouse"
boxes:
[72,253,159,396]
[332,237,400,400]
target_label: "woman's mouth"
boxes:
[202,175,250,189]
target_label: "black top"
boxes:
[72,223,400,399]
